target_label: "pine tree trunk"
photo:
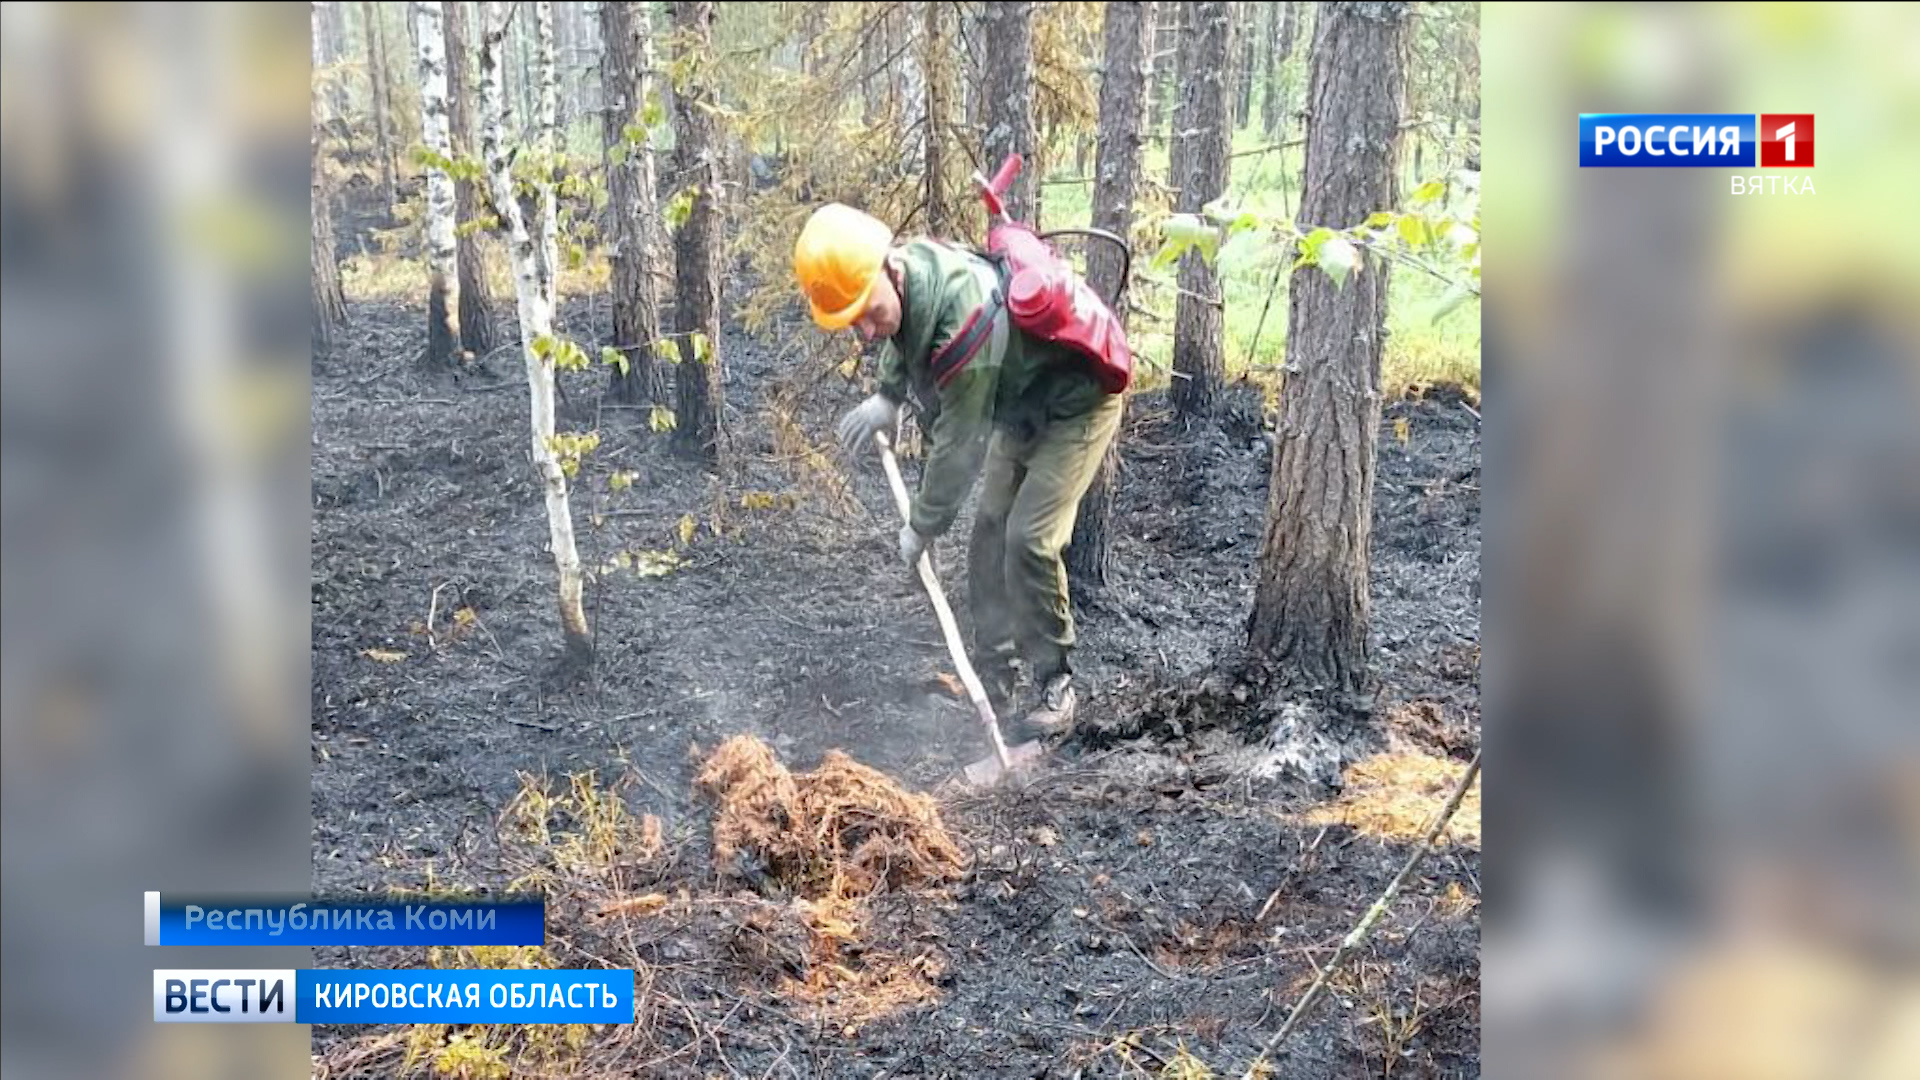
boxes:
[1233,3,1256,128]
[602,0,669,406]
[1146,2,1174,145]
[1266,1,1302,141]
[922,2,959,237]
[478,0,592,662]
[1246,0,1412,699]
[317,2,352,120]
[365,0,398,216]
[414,1,463,366]
[669,0,724,462]
[981,2,1038,226]
[444,0,498,357]
[1169,2,1231,420]
[1258,2,1279,137]
[312,2,350,360]
[1065,0,1152,589]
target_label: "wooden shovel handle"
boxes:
[873,431,1014,771]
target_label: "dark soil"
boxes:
[310,285,1480,1077]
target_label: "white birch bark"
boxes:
[478,0,591,657]
[532,2,559,300]
[412,1,462,363]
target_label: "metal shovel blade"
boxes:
[962,738,1048,788]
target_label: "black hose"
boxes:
[1039,227,1133,304]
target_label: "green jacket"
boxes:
[875,238,1109,538]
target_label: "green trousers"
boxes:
[967,393,1124,681]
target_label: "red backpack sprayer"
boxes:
[872,154,1137,787]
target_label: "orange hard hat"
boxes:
[793,203,894,330]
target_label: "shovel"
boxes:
[872,430,1045,786]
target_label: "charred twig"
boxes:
[426,581,454,649]
[1239,750,1481,1079]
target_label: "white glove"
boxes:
[898,524,927,567]
[837,393,899,455]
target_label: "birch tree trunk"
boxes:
[312,2,349,359]
[413,1,463,366]
[1169,2,1232,420]
[1246,0,1412,699]
[669,0,724,462]
[364,0,398,216]
[444,0,499,357]
[1065,0,1152,588]
[602,0,669,405]
[533,2,559,309]
[479,0,592,661]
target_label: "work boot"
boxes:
[980,657,1021,717]
[1020,672,1078,740]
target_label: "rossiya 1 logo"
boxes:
[1579,113,1814,194]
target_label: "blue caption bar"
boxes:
[298,970,634,1024]
[1579,113,1755,167]
[146,892,543,947]
[154,969,634,1024]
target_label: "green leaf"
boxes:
[1397,213,1429,250]
[531,335,554,360]
[1216,228,1268,274]
[664,188,695,230]
[1159,212,1219,266]
[1295,226,1336,268]
[609,143,629,166]
[654,340,681,365]
[1365,211,1396,229]
[690,331,713,365]
[1412,179,1447,206]
[1317,235,1359,288]
[639,98,666,130]
[1430,283,1477,324]
[600,346,629,376]
[568,242,586,270]
[648,406,677,433]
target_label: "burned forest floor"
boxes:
[311,291,1482,1078]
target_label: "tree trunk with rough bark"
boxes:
[1246,1,1412,700]
[413,1,463,366]
[669,1,724,462]
[1169,1,1231,420]
[444,0,498,357]
[1065,0,1152,588]
[312,2,349,359]
[981,2,1038,226]
[1262,1,1301,139]
[365,0,398,216]
[1233,3,1256,128]
[922,2,961,237]
[602,0,669,405]
[478,0,592,662]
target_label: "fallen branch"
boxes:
[1239,749,1481,1079]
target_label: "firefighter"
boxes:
[794,202,1122,739]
